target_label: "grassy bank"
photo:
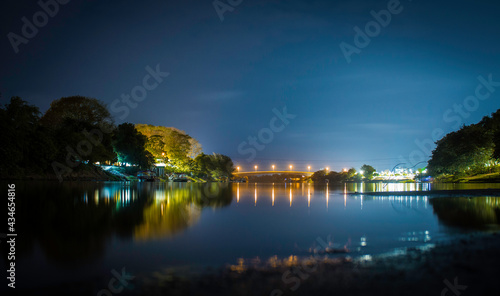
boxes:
[435,172,500,183]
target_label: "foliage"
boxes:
[0,97,57,175]
[193,153,234,181]
[112,123,154,168]
[360,164,376,180]
[41,96,116,165]
[136,124,202,172]
[40,95,114,129]
[0,95,231,180]
[428,112,499,176]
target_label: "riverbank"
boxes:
[1,164,127,181]
[133,232,500,296]
[353,188,500,196]
[435,172,500,183]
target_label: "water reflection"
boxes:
[430,196,500,229]
[6,180,500,291]
[9,181,233,265]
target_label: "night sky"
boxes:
[1,0,500,171]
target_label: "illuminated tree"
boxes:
[360,164,376,180]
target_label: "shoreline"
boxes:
[134,231,500,296]
[351,188,500,196]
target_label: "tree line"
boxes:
[311,165,376,183]
[428,109,500,176]
[0,95,234,181]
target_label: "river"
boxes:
[2,181,500,292]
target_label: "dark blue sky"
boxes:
[2,0,500,171]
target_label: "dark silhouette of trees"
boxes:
[193,153,234,181]
[0,97,57,176]
[112,123,153,168]
[40,95,114,129]
[428,110,500,176]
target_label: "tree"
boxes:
[311,170,327,183]
[428,120,494,175]
[0,97,57,174]
[193,153,234,181]
[136,124,202,172]
[360,164,376,180]
[40,96,114,130]
[347,168,357,179]
[40,96,116,165]
[112,123,153,168]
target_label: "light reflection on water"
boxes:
[5,181,500,290]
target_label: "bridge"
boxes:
[233,170,314,176]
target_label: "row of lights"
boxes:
[235,167,353,173]
[235,165,342,172]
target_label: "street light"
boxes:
[272,165,275,171]
[254,165,258,171]
[307,166,311,172]
[237,166,240,172]
[326,167,329,172]
[289,165,293,171]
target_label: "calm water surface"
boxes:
[3,181,500,290]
